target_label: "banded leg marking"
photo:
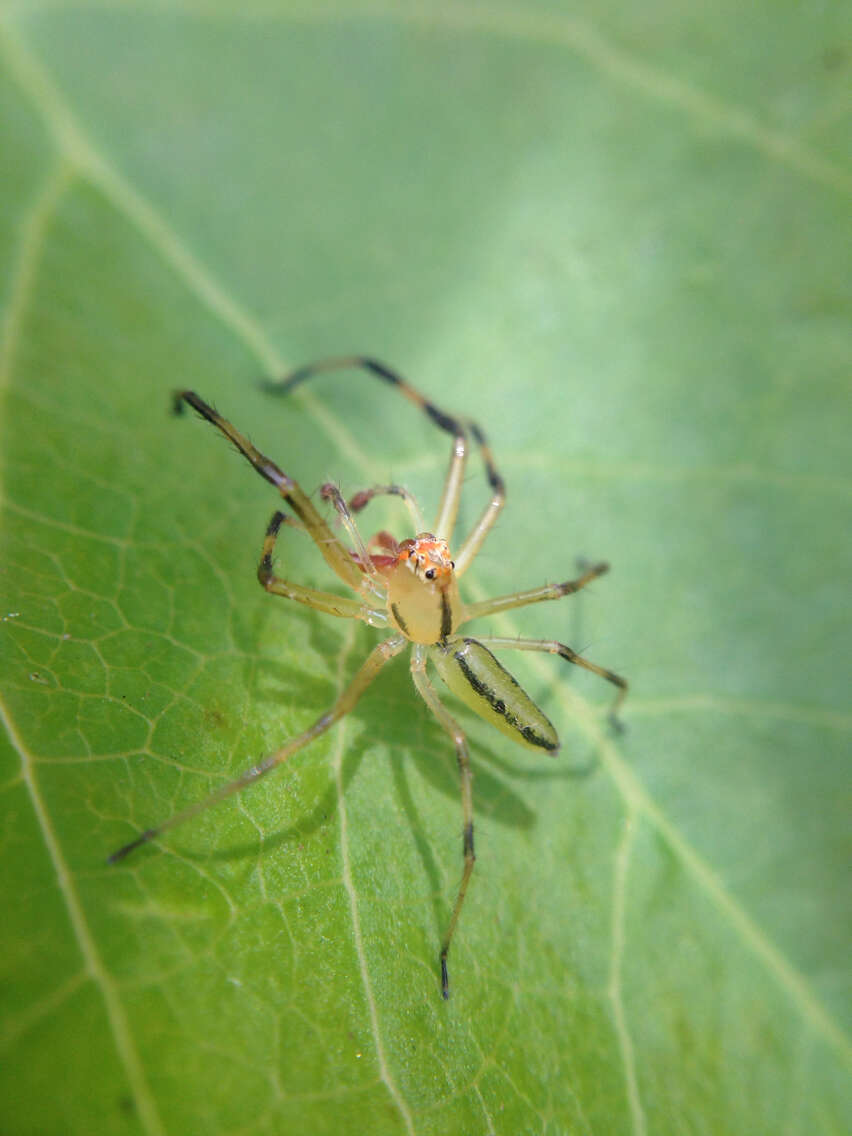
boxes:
[462,561,610,623]
[258,510,384,620]
[410,647,475,999]
[263,357,504,552]
[174,390,364,592]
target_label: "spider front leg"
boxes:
[410,645,475,999]
[461,560,610,623]
[473,635,628,731]
[174,390,365,594]
[264,357,504,552]
[257,510,385,622]
[109,635,407,863]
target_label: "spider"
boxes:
[109,357,627,998]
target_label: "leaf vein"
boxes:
[461,581,852,1065]
[0,967,88,1052]
[1,1,847,1103]
[627,694,852,733]
[0,13,383,482]
[0,695,167,1136]
[608,805,646,1136]
[0,161,73,397]
[332,623,416,1136]
[19,0,846,193]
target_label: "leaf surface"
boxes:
[1,4,849,1134]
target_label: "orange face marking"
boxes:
[396,533,455,583]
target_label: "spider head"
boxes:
[396,534,455,584]
[384,532,461,642]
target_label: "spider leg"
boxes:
[174,390,365,594]
[410,644,475,1000]
[472,635,628,731]
[433,432,468,542]
[109,635,407,863]
[461,561,610,623]
[264,357,503,548]
[451,420,505,577]
[258,511,387,623]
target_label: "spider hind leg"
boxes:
[108,636,406,863]
[410,645,475,999]
[472,636,628,732]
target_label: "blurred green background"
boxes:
[1,2,849,1133]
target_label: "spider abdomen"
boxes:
[431,637,559,752]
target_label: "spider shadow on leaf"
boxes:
[155,519,608,881]
[187,598,601,875]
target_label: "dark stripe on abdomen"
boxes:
[454,650,555,750]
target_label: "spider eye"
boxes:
[425,568,436,579]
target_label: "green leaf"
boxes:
[1,3,849,1133]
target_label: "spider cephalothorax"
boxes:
[382,534,461,644]
[110,356,627,1000]
[397,534,455,581]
